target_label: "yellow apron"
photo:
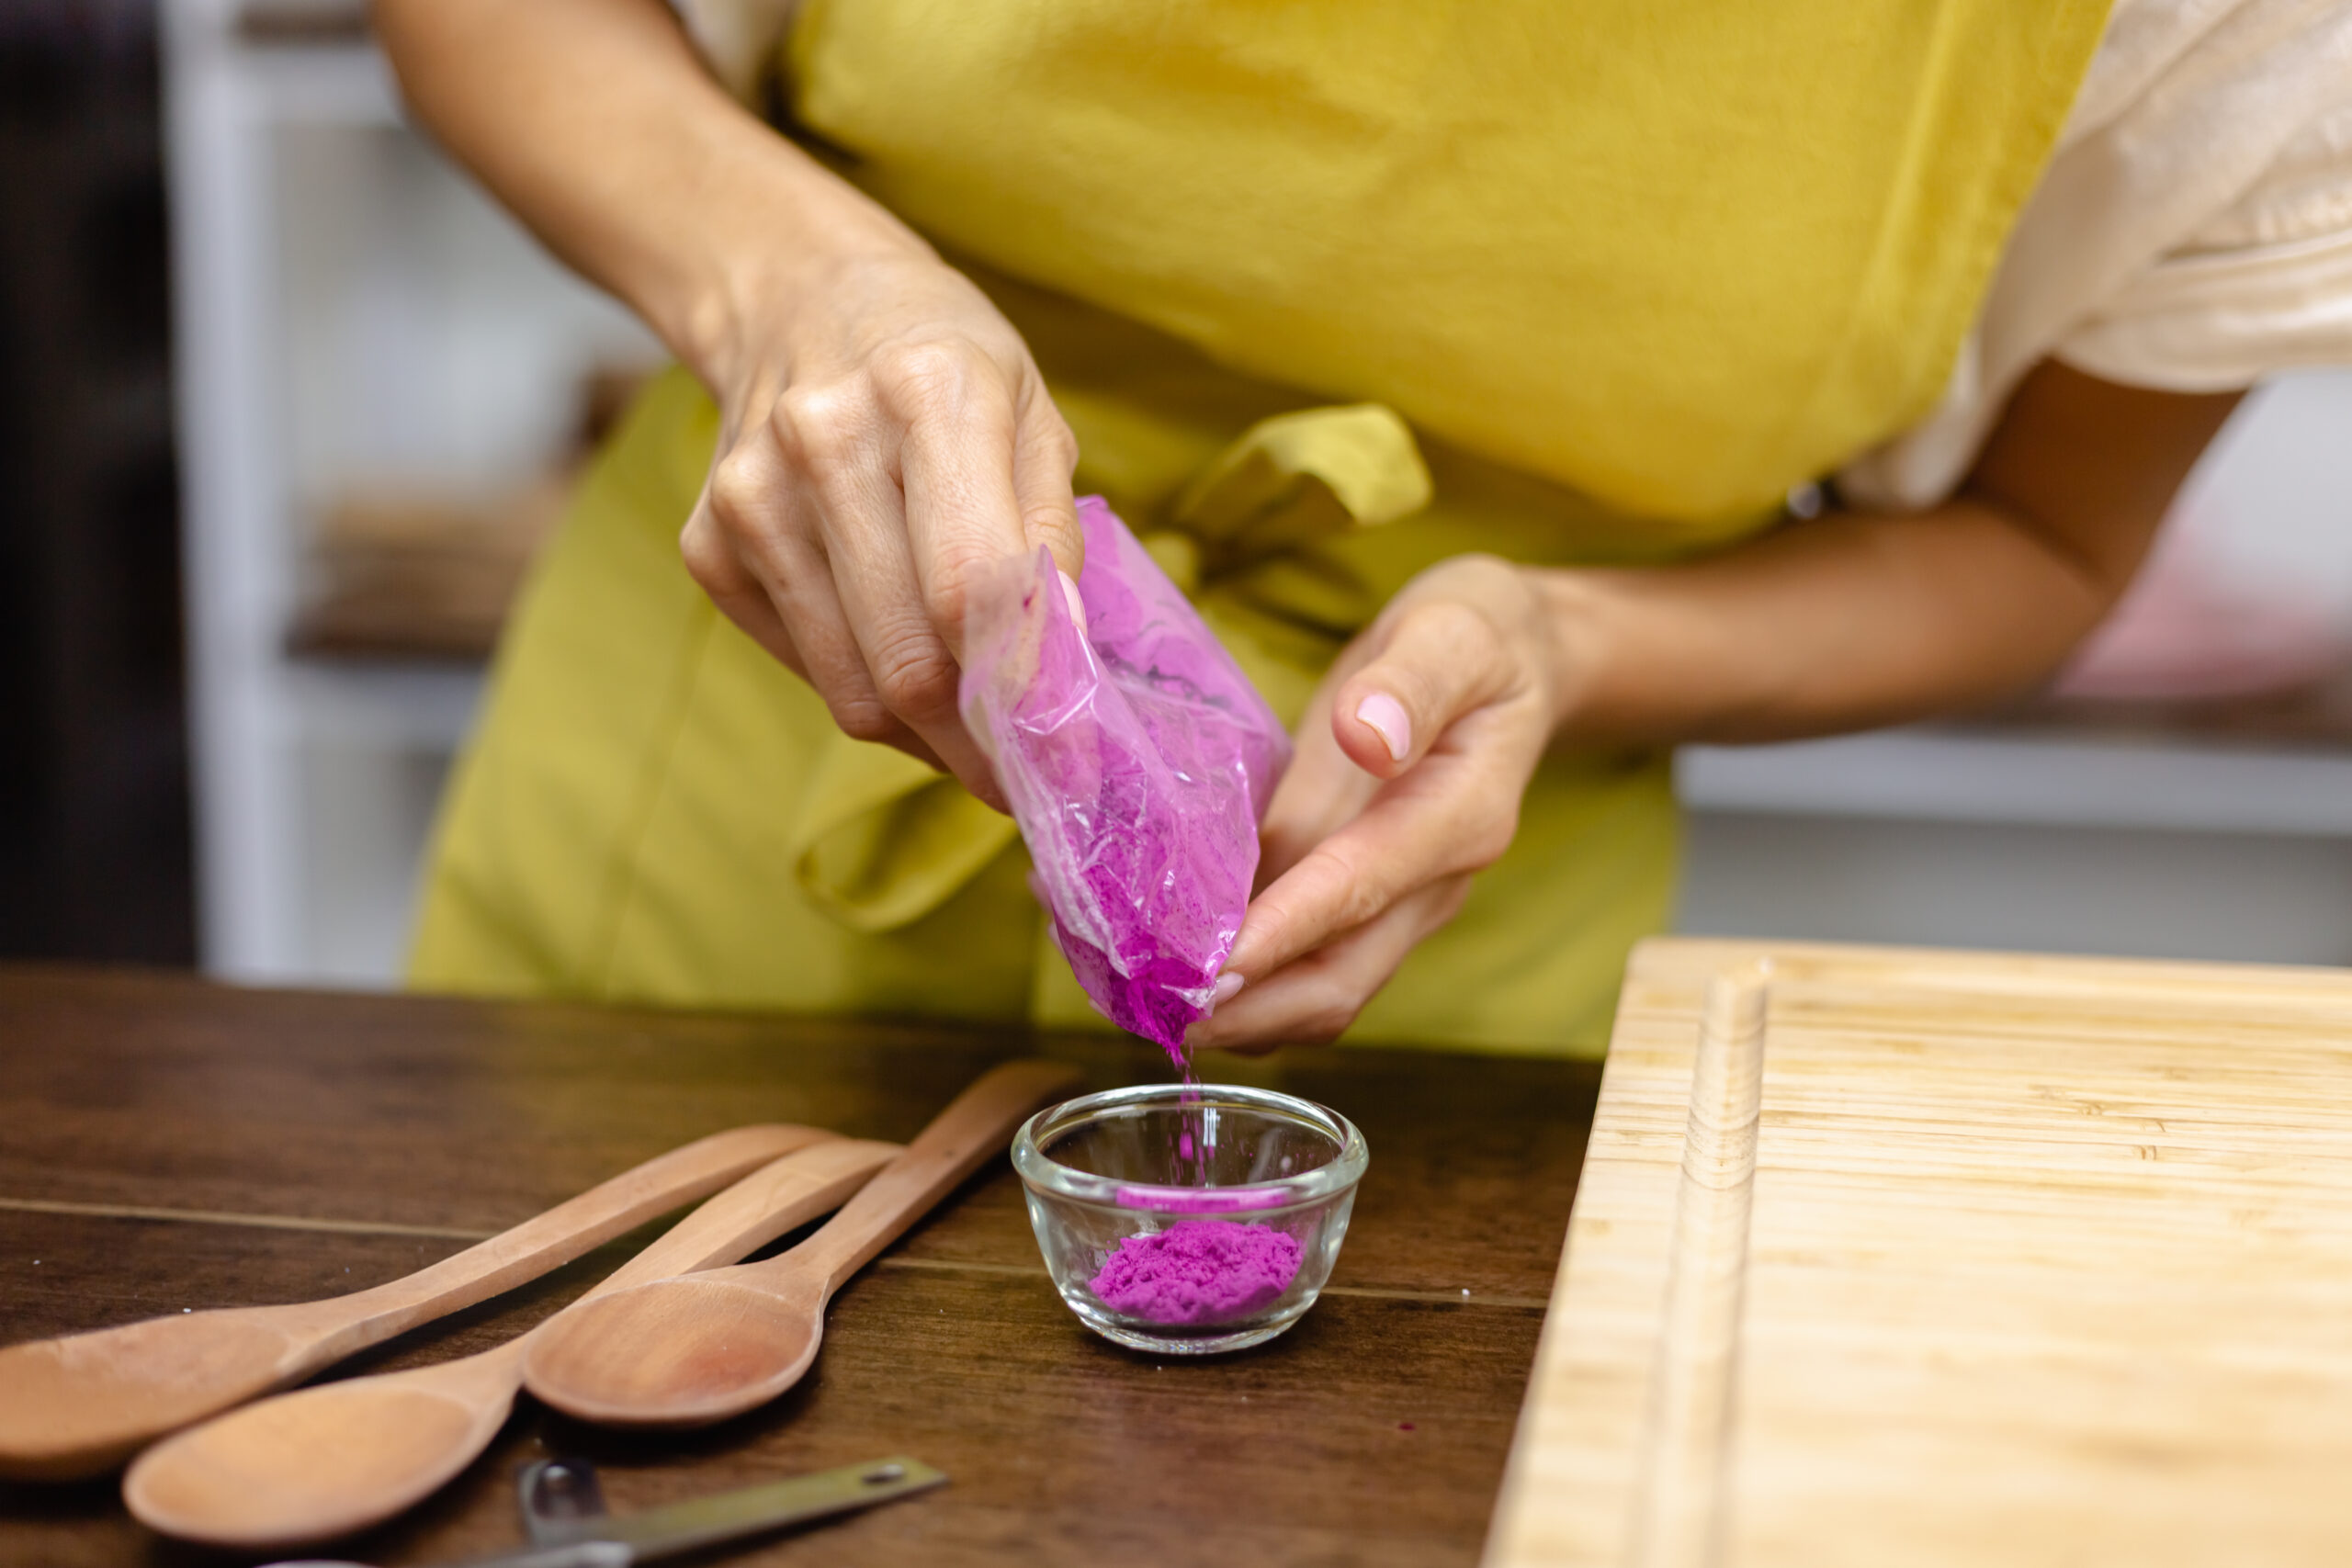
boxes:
[408,0,2109,1055]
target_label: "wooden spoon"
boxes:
[524,1059,1081,1428]
[122,1137,900,1549]
[0,1123,831,1481]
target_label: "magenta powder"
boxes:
[1089,1220,1303,1325]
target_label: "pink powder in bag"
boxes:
[1089,1221,1304,1325]
[957,497,1291,1055]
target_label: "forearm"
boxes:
[372,0,910,384]
[1537,362,2243,748]
[1536,496,2121,746]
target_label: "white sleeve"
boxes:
[2062,100,2352,389]
[668,0,799,102]
[1839,0,2352,512]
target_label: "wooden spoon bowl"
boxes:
[123,1138,899,1550]
[521,1275,824,1429]
[127,1372,492,1545]
[525,1060,1081,1429]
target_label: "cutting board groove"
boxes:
[1632,967,1767,1568]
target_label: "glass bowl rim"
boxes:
[1012,1081,1368,1211]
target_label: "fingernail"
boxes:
[1211,971,1245,1006]
[1057,569,1089,636]
[1356,692,1411,761]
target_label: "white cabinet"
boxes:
[163,0,655,983]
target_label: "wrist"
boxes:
[634,137,928,392]
[1522,567,1619,743]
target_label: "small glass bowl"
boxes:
[1012,1083,1369,1354]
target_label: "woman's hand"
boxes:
[1186,555,1569,1053]
[679,220,1083,808]
[1181,360,2248,1054]
[376,0,1081,808]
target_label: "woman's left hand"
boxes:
[1185,555,1570,1054]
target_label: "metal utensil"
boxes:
[264,1453,946,1568]
[516,1457,610,1542]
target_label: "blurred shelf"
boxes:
[279,659,483,750]
[288,481,566,662]
[235,1,368,43]
[1679,726,2352,838]
[1984,665,2352,750]
[180,2,397,128]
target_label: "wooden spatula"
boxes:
[0,1123,831,1480]
[523,1060,1081,1428]
[122,1136,901,1549]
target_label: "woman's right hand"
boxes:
[375,0,1078,806]
[677,210,1083,809]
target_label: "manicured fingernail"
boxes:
[1057,569,1089,635]
[1356,692,1411,761]
[1211,971,1245,1006]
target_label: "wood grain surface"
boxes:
[1487,937,2352,1568]
[0,965,1598,1566]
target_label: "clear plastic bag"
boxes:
[958,497,1291,1054]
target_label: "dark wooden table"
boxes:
[0,966,1598,1567]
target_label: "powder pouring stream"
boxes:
[1085,1070,1308,1328]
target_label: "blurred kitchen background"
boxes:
[6,0,2352,986]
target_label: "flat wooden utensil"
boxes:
[1486,937,2352,1568]
[122,1136,901,1549]
[524,1059,1083,1428]
[0,1123,831,1481]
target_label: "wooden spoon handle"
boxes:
[323,1123,835,1355]
[796,1060,1082,1294]
[447,1138,905,1384]
[578,1138,901,1303]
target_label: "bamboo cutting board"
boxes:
[1486,937,2352,1568]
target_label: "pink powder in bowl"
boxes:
[1089,1220,1303,1326]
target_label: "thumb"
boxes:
[1331,601,1515,779]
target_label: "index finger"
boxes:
[1223,744,1515,984]
[883,349,1081,660]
